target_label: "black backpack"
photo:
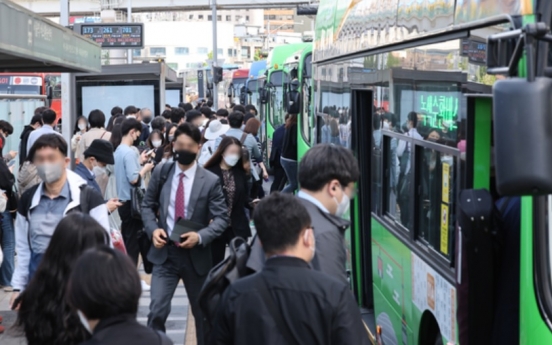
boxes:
[198,236,255,331]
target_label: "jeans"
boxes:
[280,157,298,194]
[28,252,44,283]
[0,211,14,287]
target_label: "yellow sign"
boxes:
[440,204,449,255]
[442,163,450,204]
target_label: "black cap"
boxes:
[84,139,115,165]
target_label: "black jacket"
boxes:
[80,314,173,345]
[206,164,251,238]
[210,256,370,345]
[269,124,285,166]
[281,123,297,160]
[19,125,34,167]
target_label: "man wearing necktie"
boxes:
[141,123,228,345]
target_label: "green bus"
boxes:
[308,0,552,344]
[263,42,313,167]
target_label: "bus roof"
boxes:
[284,44,313,66]
[249,60,266,79]
[232,69,249,79]
[267,43,313,72]
[315,0,534,62]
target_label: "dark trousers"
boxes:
[211,227,235,267]
[118,201,142,266]
[148,246,207,345]
[270,161,287,193]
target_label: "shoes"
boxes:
[140,280,151,292]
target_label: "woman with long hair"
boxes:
[108,115,125,151]
[160,124,177,164]
[71,116,89,161]
[280,113,298,194]
[204,136,252,266]
[14,213,109,345]
[243,118,267,198]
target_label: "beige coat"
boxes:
[77,128,112,162]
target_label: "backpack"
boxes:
[198,236,255,331]
[19,183,94,221]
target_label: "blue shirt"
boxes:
[297,190,330,213]
[114,144,141,201]
[74,162,101,194]
[29,182,71,254]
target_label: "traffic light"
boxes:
[213,66,223,84]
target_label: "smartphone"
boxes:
[7,159,15,167]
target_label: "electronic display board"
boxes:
[74,23,144,49]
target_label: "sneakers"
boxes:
[140,280,151,292]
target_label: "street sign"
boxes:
[73,23,144,49]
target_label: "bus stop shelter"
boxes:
[74,63,178,115]
[0,0,101,73]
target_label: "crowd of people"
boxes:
[0,100,370,344]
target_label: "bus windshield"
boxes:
[269,71,284,127]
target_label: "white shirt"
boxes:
[166,162,198,236]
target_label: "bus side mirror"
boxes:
[286,90,301,114]
[228,86,234,98]
[493,77,552,195]
[239,88,247,105]
[260,87,269,104]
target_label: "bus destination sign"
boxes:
[75,23,144,49]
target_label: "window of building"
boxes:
[208,15,212,21]
[226,15,232,21]
[236,15,242,22]
[241,47,250,58]
[174,47,189,56]
[198,15,204,20]
[150,47,166,56]
[189,14,194,20]
[167,62,178,70]
[268,15,276,20]
[217,15,221,21]
[217,48,223,56]
[197,47,209,54]
[246,16,249,21]
[132,49,141,57]
[228,48,233,57]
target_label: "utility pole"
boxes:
[267,20,270,50]
[60,0,73,159]
[212,0,218,108]
[127,0,132,64]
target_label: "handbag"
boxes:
[109,212,126,254]
[130,181,145,220]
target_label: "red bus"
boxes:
[0,73,62,120]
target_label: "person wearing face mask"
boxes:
[141,122,228,345]
[74,139,122,214]
[78,109,111,163]
[10,134,110,310]
[13,213,109,345]
[211,193,369,345]
[67,246,173,345]
[0,120,17,162]
[71,115,88,162]
[247,144,359,284]
[114,118,154,268]
[204,136,253,266]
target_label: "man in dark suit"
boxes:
[211,193,369,344]
[141,123,229,345]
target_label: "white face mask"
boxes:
[78,123,86,131]
[152,140,162,148]
[333,186,351,218]
[223,154,240,167]
[77,310,92,334]
[36,162,64,184]
[93,165,107,176]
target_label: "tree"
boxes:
[207,50,213,60]
[254,49,263,61]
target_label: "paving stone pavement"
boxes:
[0,272,191,345]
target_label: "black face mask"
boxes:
[174,149,197,165]
[143,117,152,124]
